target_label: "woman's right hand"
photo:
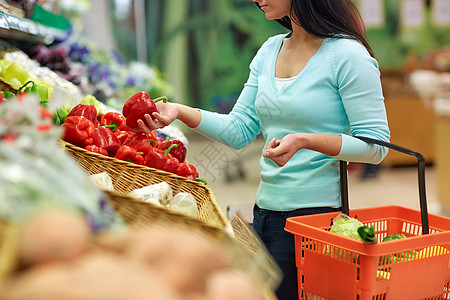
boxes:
[137,101,179,133]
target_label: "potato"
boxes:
[125,225,229,295]
[0,252,182,300]
[18,209,91,268]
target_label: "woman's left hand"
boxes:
[263,134,301,167]
[263,133,342,167]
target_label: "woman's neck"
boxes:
[288,24,319,45]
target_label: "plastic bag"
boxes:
[127,182,173,207]
[89,172,114,191]
[169,192,198,218]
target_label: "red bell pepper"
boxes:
[61,116,95,147]
[1,133,16,144]
[114,130,131,144]
[114,145,145,165]
[123,131,153,156]
[85,144,108,156]
[176,162,199,180]
[158,139,187,163]
[97,113,104,125]
[146,130,163,147]
[67,104,98,126]
[145,144,179,173]
[122,92,168,131]
[100,112,126,132]
[147,130,158,141]
[149,136,164,148]
[92,126,122,151]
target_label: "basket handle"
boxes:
[340,136,429,234]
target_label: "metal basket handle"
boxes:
[340,136,429,234]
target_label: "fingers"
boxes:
[263,138,281,158]
[137,114,164,133]
[137,119,151,133]
[152,112,171,127]
[267,138,280,149]
[262,138,290,167]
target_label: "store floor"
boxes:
[184,132,445,222]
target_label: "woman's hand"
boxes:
[263,133,342,167]
[136,101,179,133]
[263,135,301,167]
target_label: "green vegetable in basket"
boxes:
[358,226,377,243]
[379,249,416,265]
[382,233,406,242]
[330,214,364,240]
[379,234,415,265]
[327,214,363,261]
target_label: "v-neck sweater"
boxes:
[195,33,390,211]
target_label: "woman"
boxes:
[137,0,390,299]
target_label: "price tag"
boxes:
[359,0,385,28]
[142,191,160,203]
[401,0,425,28]
[433,0,450,25]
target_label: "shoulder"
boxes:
[257,33,287,52]
[326,37,379,74]
[326,37,371,59]
[250,33,288,69]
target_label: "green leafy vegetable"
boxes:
[330,214,364,241]
[358,226,377,243]
[382,233,406,242]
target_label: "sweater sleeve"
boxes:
[330,39,390,164]
[193,48,262,150]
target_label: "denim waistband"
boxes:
[254,204,341,218]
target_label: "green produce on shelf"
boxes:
[53,106,71,125]
[79,94,103,115]
[18,80,49,103]
[1,61,29,87]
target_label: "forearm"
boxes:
[297,133,342,157]
[174,103,202,128]
[298,133,388,164]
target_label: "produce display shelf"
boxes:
[0,12,67,45]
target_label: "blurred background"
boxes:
[1,0,450,220]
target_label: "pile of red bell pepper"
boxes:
[60,92,202,182]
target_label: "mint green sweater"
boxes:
[195,33,390,211]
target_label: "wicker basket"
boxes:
[59,140,283,295]
[105,190,226,239]
[0,77,17,94]
[59,140,229,232]
[0,218,20,288]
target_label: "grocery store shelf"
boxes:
[0,12,67,45]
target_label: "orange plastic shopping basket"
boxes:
[285,137,450,300]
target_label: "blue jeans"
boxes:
[252,205,341,300]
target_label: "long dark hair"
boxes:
[254,0,374,57]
